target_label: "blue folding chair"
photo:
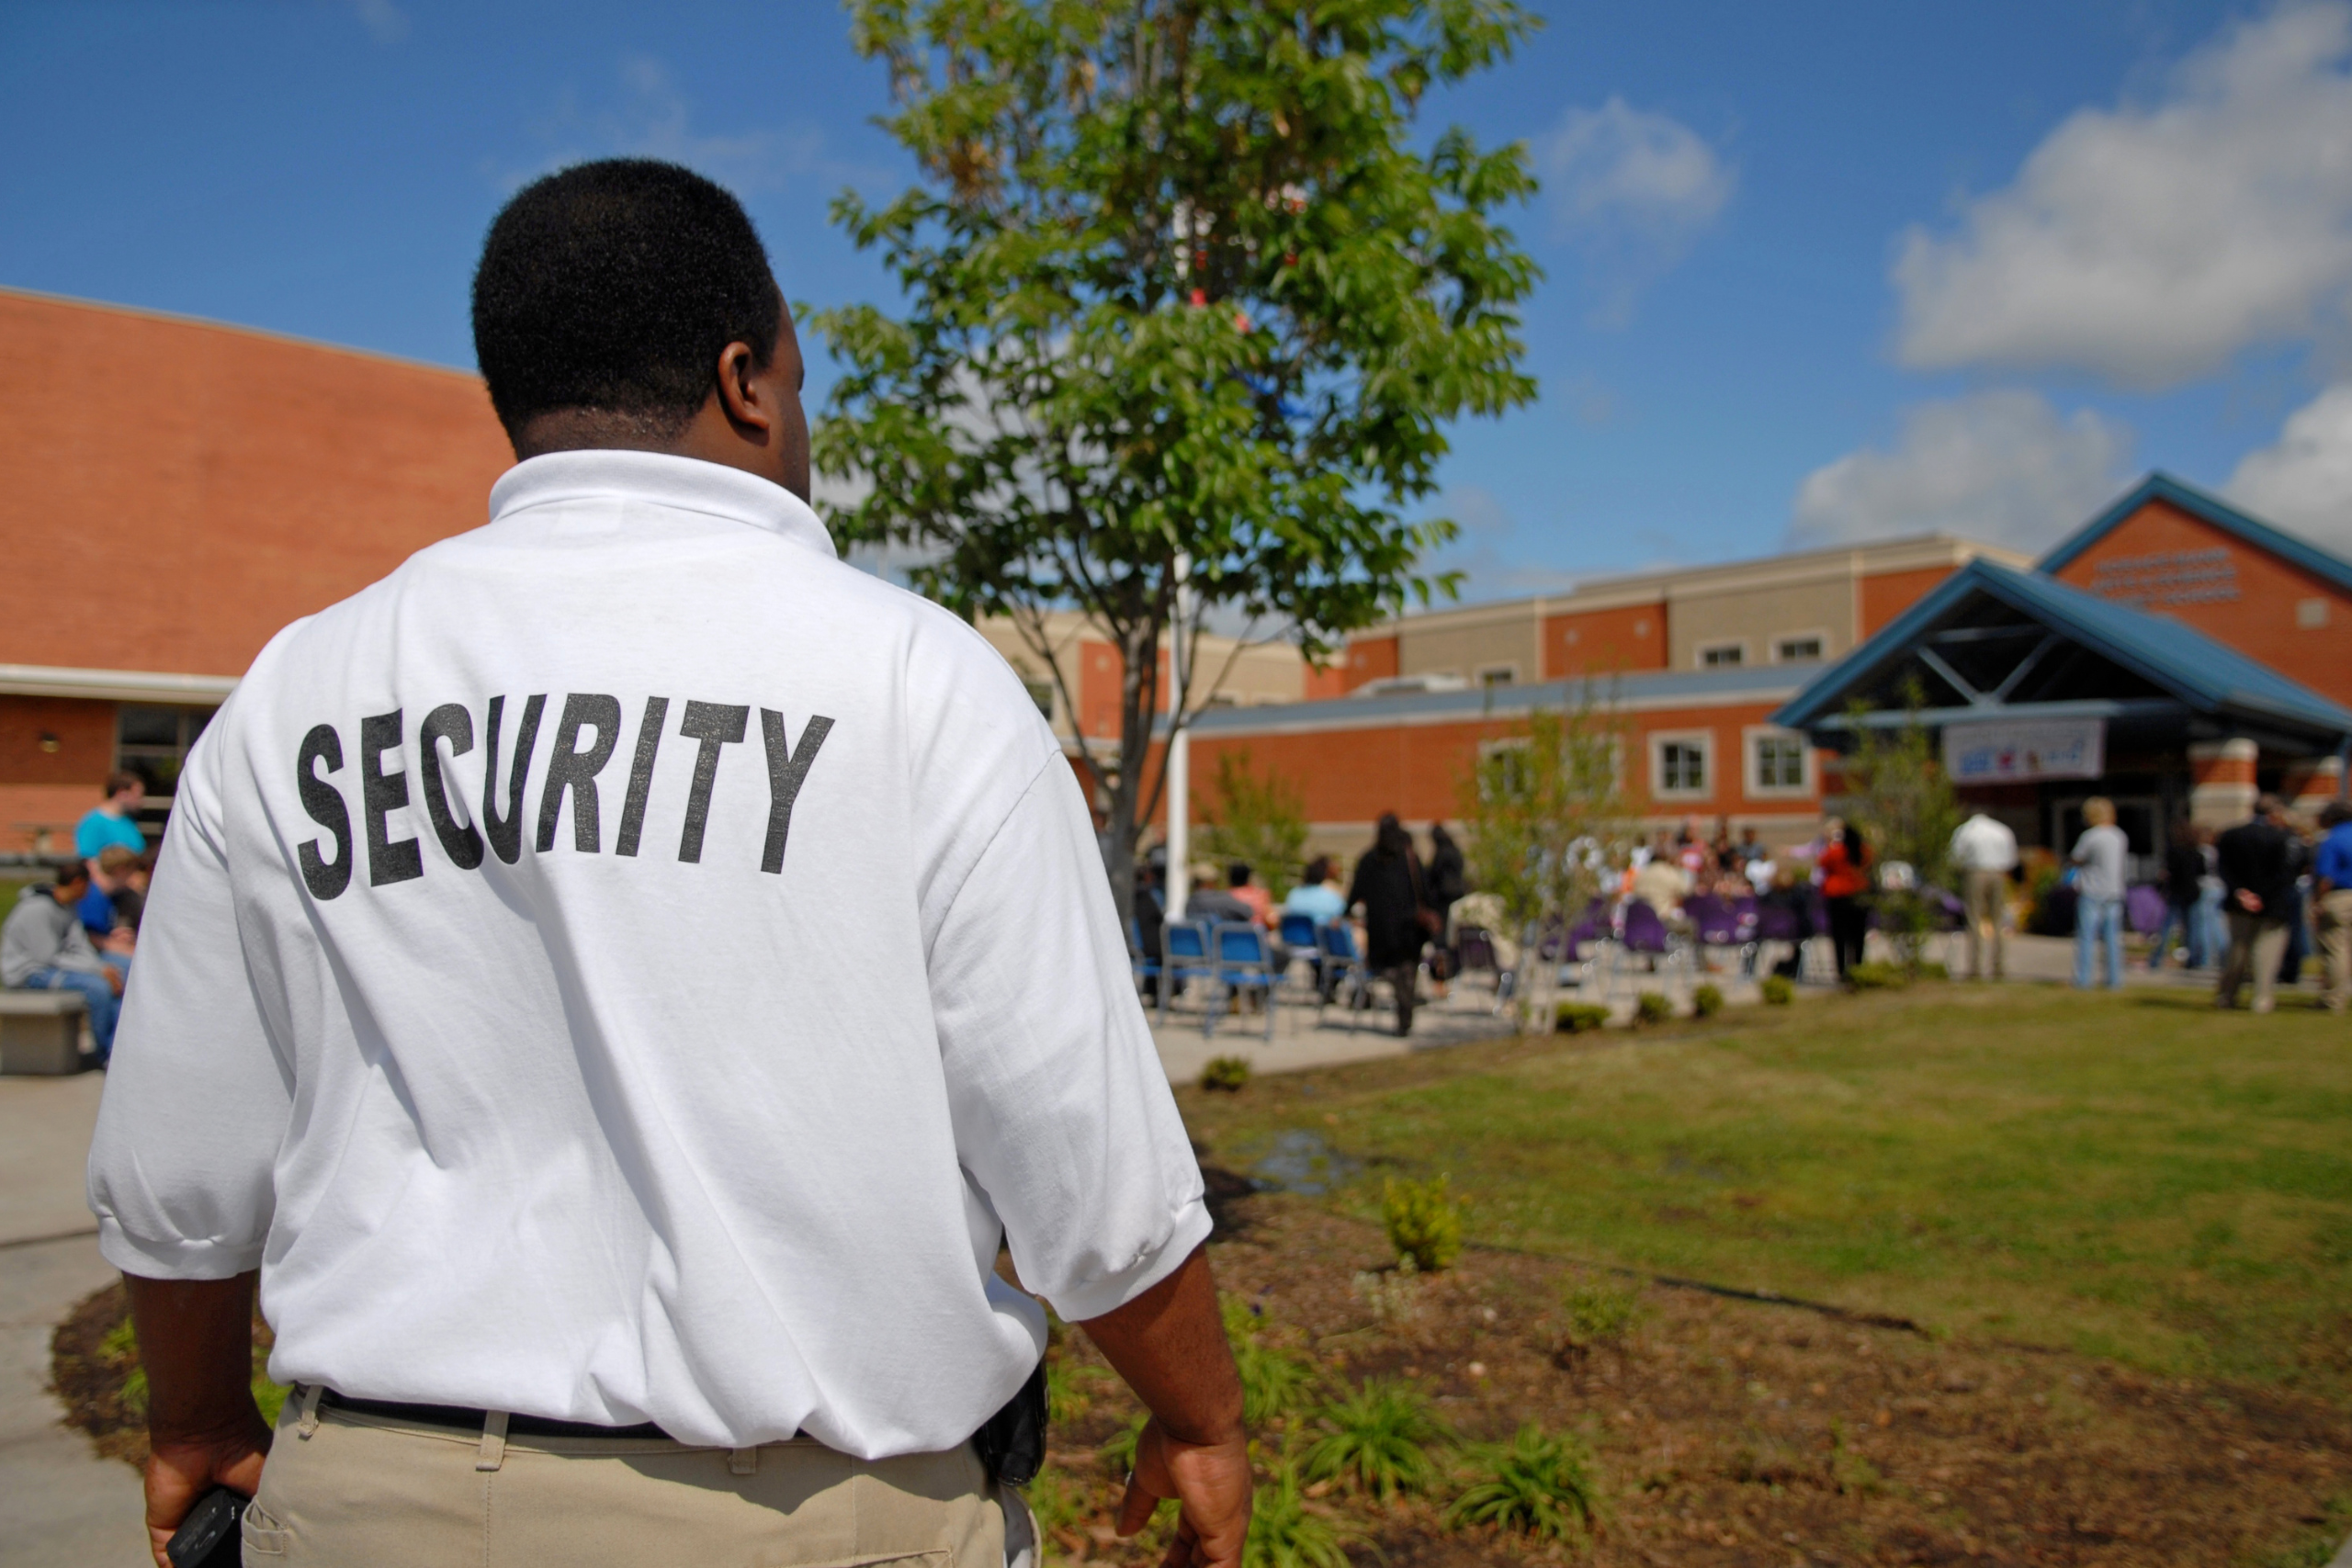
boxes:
[1212,922,1279,1042]
[1128,917,1162,1002]
[1316,921,1373,1032]
[1158,920,1216,1029]
[1277,911,1321,1000]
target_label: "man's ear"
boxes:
[714,341,773,435]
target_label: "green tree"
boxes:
[1197,747,1308,899]
[810,0,1543,919]
[1838,687,1962,972]
[1455,688,1630,1030]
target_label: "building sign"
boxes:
[1942,717,2106,784]
[2086,547,2238,607]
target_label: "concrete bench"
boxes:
[0,987,89,1076]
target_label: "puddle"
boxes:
[1250,1129,1362,1195]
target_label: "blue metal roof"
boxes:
[1772,558,2352,740]
[2039,470,2352,596]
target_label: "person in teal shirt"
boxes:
[74,773,149,867]
[1282,856,1346,926]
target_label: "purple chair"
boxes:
[1613,899,1684,994]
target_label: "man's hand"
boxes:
[2235,889,2264,913]
[1079,1246,1250,1568]
[144,1421,269,1568]
[1117,1417,1251,1568]
[106,964,127,996]
[124,1272,272,1568]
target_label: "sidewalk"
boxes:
[0,1071,148,1567]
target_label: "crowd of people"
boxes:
[0,772,152,1065]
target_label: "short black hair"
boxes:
[471,159,780,441]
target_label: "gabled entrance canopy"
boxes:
[1771,558,2352,758]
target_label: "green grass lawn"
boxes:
[1181,984,2352,1398]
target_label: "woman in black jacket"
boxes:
[1348,813,1430,1034]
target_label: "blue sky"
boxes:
[6,0,2352,599]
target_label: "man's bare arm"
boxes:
[123,1271,272,1568]
[1077,1244,1250,1568]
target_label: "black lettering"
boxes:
[537,694,622,853]
[295,723,353,900]
[418,703,483,870]
[675,701,749,863]
[615,696,669,857]
[480,694,546,865]
[360,710,424,887]
[759,710,834,874]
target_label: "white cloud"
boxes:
[1894,3,2352,389]
[1789,390,2135,550]
[1542,97,1736,326]
[347,0,407,44]
[1419,485,1582,603]
[2228,383,2352,551]
[494,57,832,195]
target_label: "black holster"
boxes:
[971,1359,1048,1487]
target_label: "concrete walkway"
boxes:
[0,1070,148,1567]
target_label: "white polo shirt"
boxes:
[86,450,1209,1457]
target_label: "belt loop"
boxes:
[728,1447,758,1476]
[294,1383,323,1440]
[476,1411,510,1472]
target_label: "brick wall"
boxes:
[1859,566,1959,637]
[1543,602,1668,676]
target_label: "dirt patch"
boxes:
[1044,1195,2352,1567]
[50,1279,277,1472]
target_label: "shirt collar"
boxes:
[487,449,838,559]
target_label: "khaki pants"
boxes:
[243,1388,1018,1567]
[2317,889,2352,1013]
[2218,912,2290,1013]
[1962,870,2008,979]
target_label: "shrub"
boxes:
[1383,1176,1464,1273]
[1245,1459,1357,1568]
[1221,1294,1322,1426]
[1690,982,1724,1018]
[1554,1001,1611,1034]
[1302,1378,1449,1499]
[1445,1424,1604,1542]
[1847,961,1906,990]
[1098,1412,1146,1473]
[1561,1279,1645,1347]
[1201,1055,1253,1092]
[1634,991,1673,1025]
[1759,974,1794,1005]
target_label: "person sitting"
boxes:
[1182,864,1256,925]
[78,844,143,950]
[1283,857,1345,926]
[1631,851,1691,917]
[1226,863,1272,926]
[75,772,148,878]
[3,862,124,1066]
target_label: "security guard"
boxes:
[89,160,1250,1568]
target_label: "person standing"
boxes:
[1948,811,2018,981]
[75,771,149,877]
[1347,813,1428,1035]
[1817,819,1871,980]
[2313,800,2352,1014]
[88,161,1247,1568]
[2151,818,2208,969]
[2216,795,2297,1012]
[2069,797,2129,990]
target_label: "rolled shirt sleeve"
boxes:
[86,720,294,1280]
[927,753,1209,1324]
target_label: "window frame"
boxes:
[1744,725,1815,799]
[1770,628,1831,665]
[1694,639,1749,671]
[1648,728,1714,802]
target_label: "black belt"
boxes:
[317,1389,674,1441]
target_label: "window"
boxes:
[1650,733,1711,798]
[1476,737,1531,802]
[1775,635,1825,663]
[1698,642,1745,669]
[116,705,214,801]
[1021,677,1057,721]
[1751,733,1808,794]
[1479,664,1518,688]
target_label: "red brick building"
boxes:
[0,288,512,852]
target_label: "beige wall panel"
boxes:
[1397,618,1540,682]
[1669,578,1856,671]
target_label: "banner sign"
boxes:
[1941,717,2106,784]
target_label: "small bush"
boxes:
[1914,961,1950,982]
[1222,1295,1323,1426]
[1099,1412,1147,1474]
[1759,974,1794,1005]
[1690,983,1724,1017]
[1246,1459,1358,1568]
[1561,1279,1646,1347]
[1201,1055,1252,1092]
[1302,1378,1449,1499]
[1383,1175,1464,1273]
[1847,961,1906,990]
[1445,1424,1604,1542]
[1554,1001,1611,1034]
[1634,991,1673,1025]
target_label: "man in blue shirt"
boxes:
[2314,800,2352,1015]
[74,772,149,874]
